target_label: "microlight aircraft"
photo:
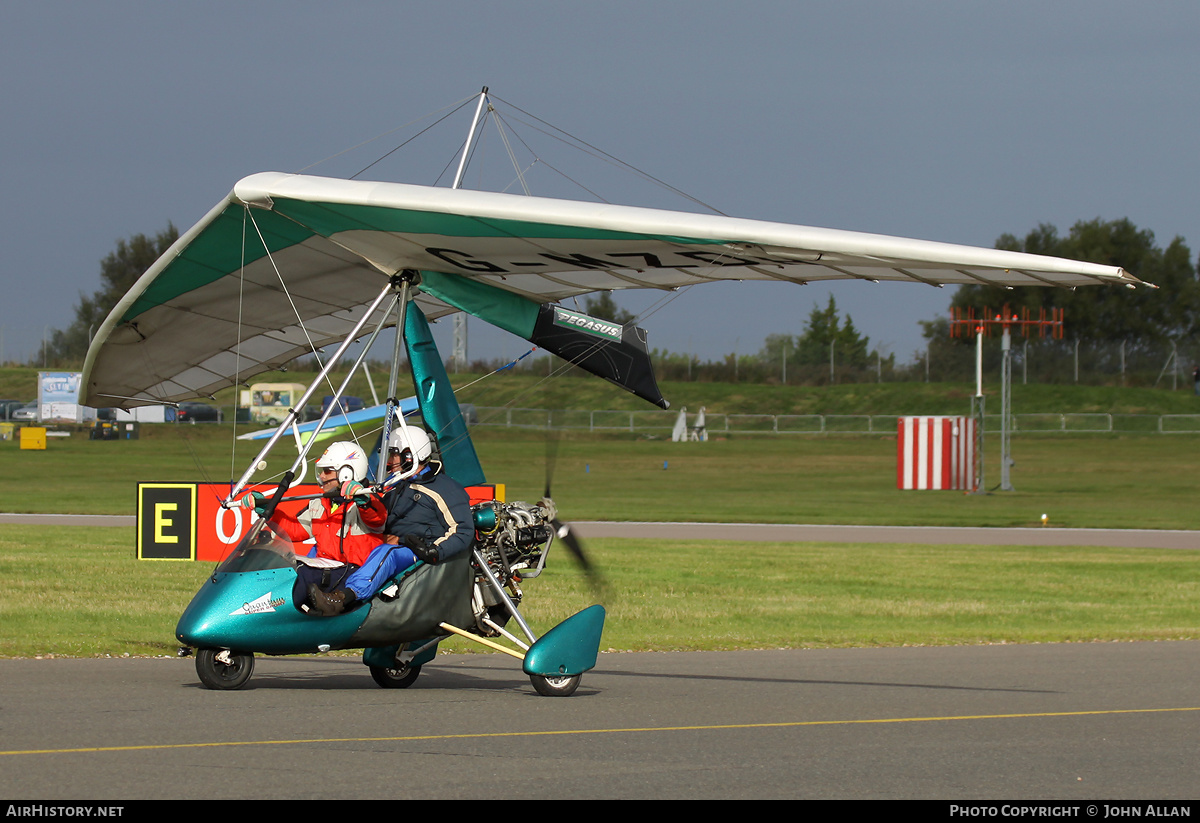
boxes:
[81,93,1142,693]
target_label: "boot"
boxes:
[308,584,356,617]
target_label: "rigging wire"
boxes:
[468,115,489,192]
[451,346,539,395]
[229,91,733,480]
[452,97,722,370]
[351,98,478,181]
[241,209,379,465]
[489,109,608,201]
[294,94,477,177]
[433,106,493,189]
[231,208,249,488]
[490,109,530,196]
[416,92,727,433]
[488,93,727,215]
[245,211,327,366]
[432,244,741,454]
[498,157,541,196]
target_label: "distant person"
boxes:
[1193,364,1199,396]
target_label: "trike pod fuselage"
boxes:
[176,567,363,655]
[176,541,476,657]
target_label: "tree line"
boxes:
[949,218,1200,349]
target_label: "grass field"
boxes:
[2,374,1197,659]
[2,527,1197,658]
[2,426,1197,530]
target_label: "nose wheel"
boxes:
[530,673,581,697]
[195,648,255,690]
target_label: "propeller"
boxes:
[542,484,604,596]
[543,409,605,596]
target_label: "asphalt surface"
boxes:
[2,643,1199,800]
[3,514,1197,800]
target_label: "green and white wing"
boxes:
[82,172,1140,408]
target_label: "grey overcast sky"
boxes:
[3,1,1198,373]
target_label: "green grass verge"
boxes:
[4,428,1197,531]
[3,526,1198,658]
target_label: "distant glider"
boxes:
[236,398,419,441]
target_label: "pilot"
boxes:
[239,441,388,616]
[380,426,474,567]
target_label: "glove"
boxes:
[339,480,371,507]
[238,491,268,516]
[404,533,440,565]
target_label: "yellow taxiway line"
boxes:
[3,706,1199,758]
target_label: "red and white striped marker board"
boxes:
[896,416,975,491]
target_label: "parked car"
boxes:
[177,402,222,423]
[11,403,39,421]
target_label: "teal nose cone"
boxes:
[176,568,296,649]
[523,604,606,677]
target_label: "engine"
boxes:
[469,498,558,635]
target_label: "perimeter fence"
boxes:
[472,407,1200,436]
[887,338,1200,390]
[453,338,1200,388]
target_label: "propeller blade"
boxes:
[550,516,605,595]
[552,518,587,568]
[544,412,558,501]
[542,403,603,595]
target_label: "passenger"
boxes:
[381,426,474,566]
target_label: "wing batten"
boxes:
[891,267,952,288]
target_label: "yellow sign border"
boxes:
[136,482,197,561]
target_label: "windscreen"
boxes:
[215,520,299,573]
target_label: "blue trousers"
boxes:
[344,543,417,600]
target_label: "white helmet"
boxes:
[315,441,369,484]
[386,426,433,482]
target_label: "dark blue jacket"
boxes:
[383,468,474,560]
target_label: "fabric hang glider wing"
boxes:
[81,171,1143,409]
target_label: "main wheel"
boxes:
[530,673,581,697]
[370,663,421,689]
[195,648,255,690]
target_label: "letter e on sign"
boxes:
[137,483,196,560]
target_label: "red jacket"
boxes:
[273,495,387,567]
